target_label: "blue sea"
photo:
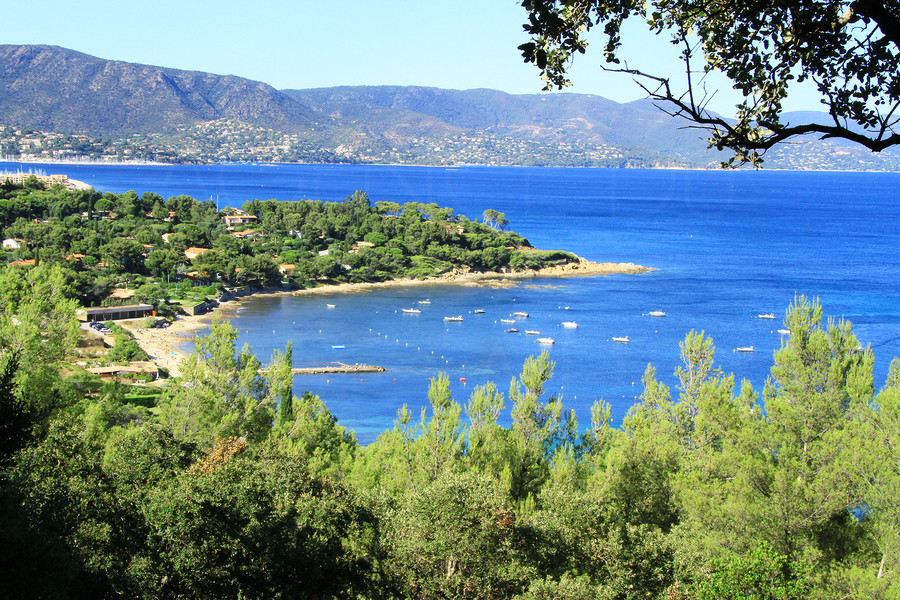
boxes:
[5,161,900,443]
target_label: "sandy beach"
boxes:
[121,257,652,376]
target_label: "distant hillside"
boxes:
[0,45,323,135]
[284,86,721,164]
[1,44,898,170]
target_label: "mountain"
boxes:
[283,86,719,162]
[0,45,323,135]
[1,44,897,170]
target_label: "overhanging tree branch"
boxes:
[519,0,900,166]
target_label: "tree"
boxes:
[157,317,275,447]
[483,209,509,230]
[519,0,900,165]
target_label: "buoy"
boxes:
[460,377,466,382]
[360,379,363,383]
[394,378,396,382]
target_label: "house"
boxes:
[279,264,296,276]
[2,238,23,249]
[85,361,158,381]
[8,259,36,267]
[222,214,258,228]
[184,247,212,260]
[108,288,135,300]
[229,230,261,240]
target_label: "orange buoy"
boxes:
[460,377,466,382]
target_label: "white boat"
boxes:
[401,308,421,314]
[474,309,485,314]
[331,345,345,349]
[612,336,630,343]
[734,346,755,352]
[648,310,666,317]
[758,313,776,319]
[525,330,540,335]
[513,311,529,318]
[444,315,463,322]
[537,337,555,345]
[500,318,516,324]
[777,329,790,335]
[326,303,336,308]
[507,328,519,333]
[561,321,578,328]
[418,299,431,304]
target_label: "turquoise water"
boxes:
[5,162,899,443]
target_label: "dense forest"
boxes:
[1,178,898,599]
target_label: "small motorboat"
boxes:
[402,308,421,314]
[444,315,463,322]
[648,310,666,317]
[513,311,529,318]
[331,345,346,350]
[612,336,630,343]
[500,318,516,324]
[537,337,555,345]
[507,328,519,333]
[418,299,431,304]
[525,330,540,335]
[326,304,336,308]
[758,313,776,319]
[474,309,485,314]
[734,346,755,352]
[561,321,578,328]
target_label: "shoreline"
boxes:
[122,257,653,377]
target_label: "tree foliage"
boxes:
[519,0,900,165]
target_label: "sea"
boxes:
[4,161,900,443]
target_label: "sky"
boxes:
[5,0,825,117]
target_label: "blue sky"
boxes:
[6,0,824,117]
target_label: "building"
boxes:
[2,238,23,249]
[222,214,258,228]
[84,361,158,381]
[184,247,212,260]
[81,304,154,322]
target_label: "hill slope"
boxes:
[0,45,322,135]
[1,45,897,169]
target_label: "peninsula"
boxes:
[0,177,649,375]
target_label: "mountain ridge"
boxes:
[1,44,897,170]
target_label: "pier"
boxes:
[291,362,386,375]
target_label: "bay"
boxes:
[5,161,899,443]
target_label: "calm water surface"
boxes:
[5,162,898,443]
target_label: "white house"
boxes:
[2,238,23,249]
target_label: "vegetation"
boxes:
[0,180,578,311]
[1,259,898,599]
[2,179,898,598]
[519,0,900,165]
